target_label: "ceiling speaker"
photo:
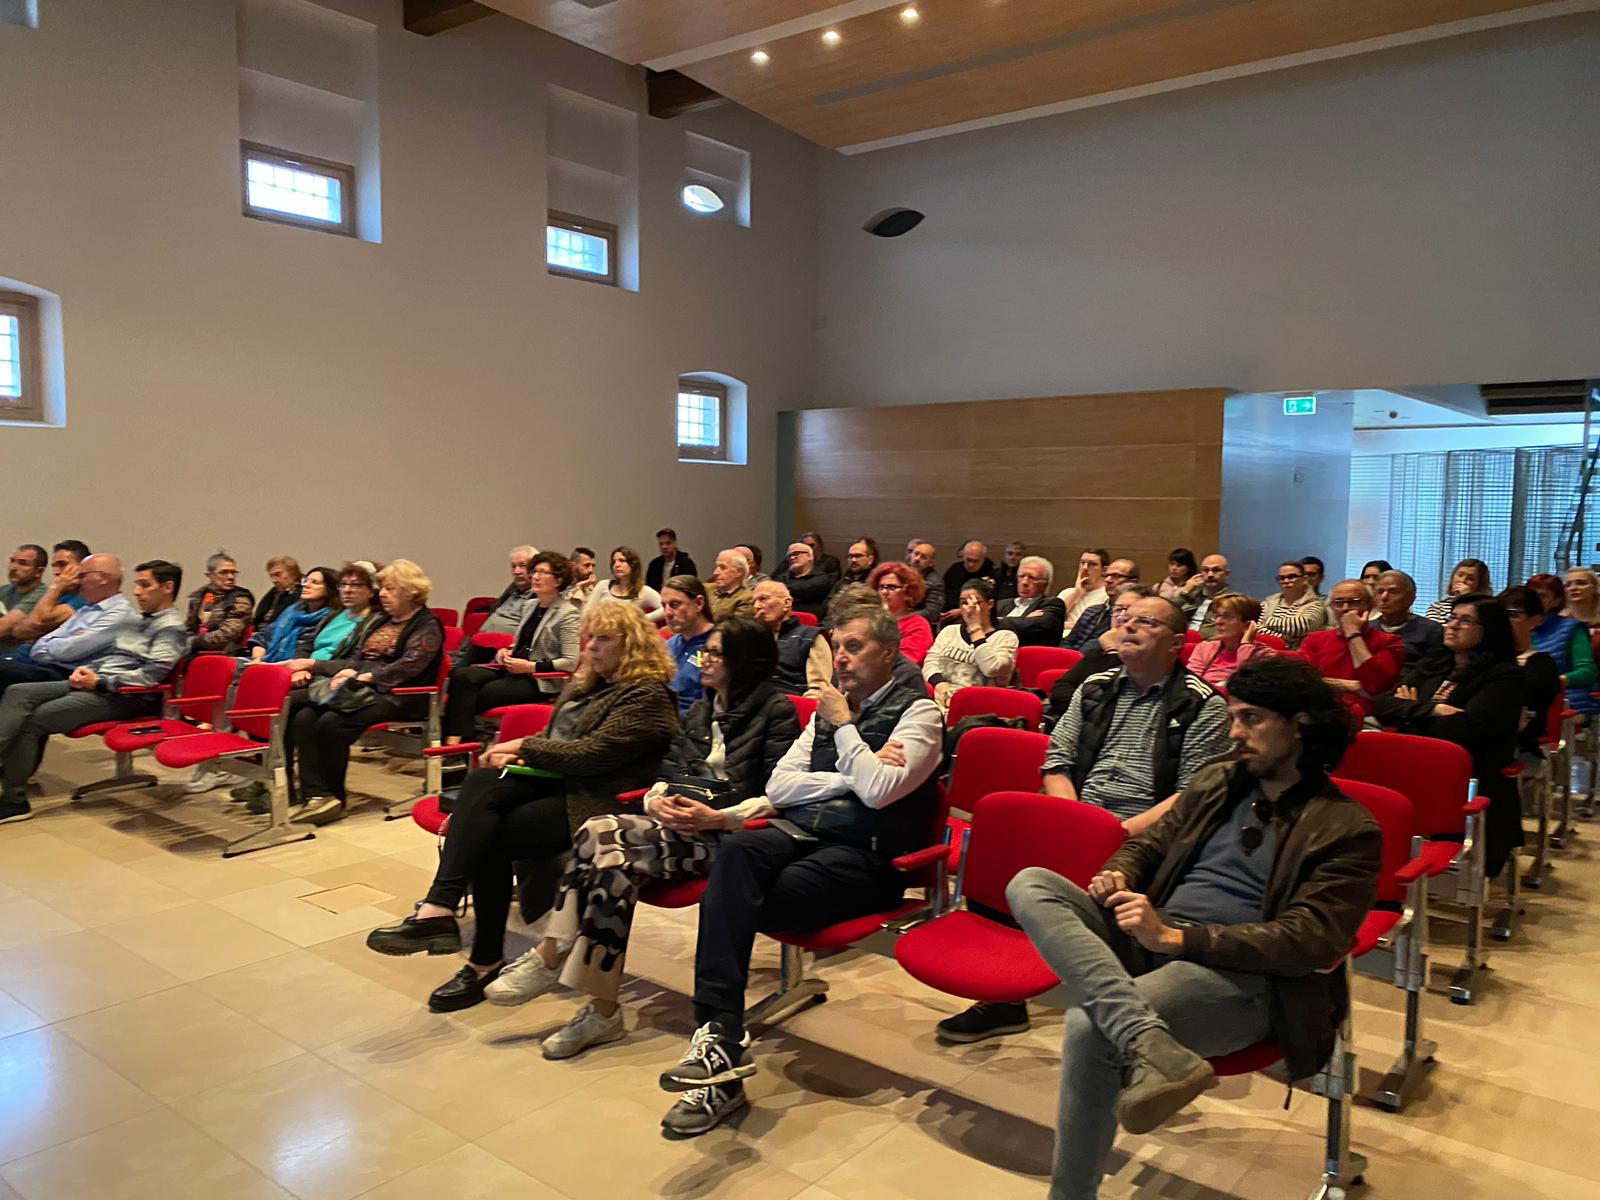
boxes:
[863,207,924,238]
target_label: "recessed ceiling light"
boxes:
[821,28,841,45]
[750,48,769,63]
[900,5,920,21]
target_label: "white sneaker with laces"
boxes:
[182,766,222,794]
[542,1002,625,1059]
[483,948,563,1006]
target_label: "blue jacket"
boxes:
[252,602,333,663]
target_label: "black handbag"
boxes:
[307,677,382,715]
[663,775,738,809]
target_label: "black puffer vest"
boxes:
[1070,666,1219,802]
[772,617,823,697]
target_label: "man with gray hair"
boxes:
[904,539,945,627]
[1371,569,1442,666]
[709,549,755,623]
[996,555,1066,647]
[939,540,997,624]
[0,555,130,699]
[659,606,944,1134]
[459,545,541,664]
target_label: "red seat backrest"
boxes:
[181,654,242,704]
[1541,695,1565,743]
[431,607,460,628]
[496,703,554,741]
[464,595,498,617]
[472,631,513,652]
[1329,777,1415,906]
[462,611,489,637]
[788,694,817,728]
[1036,667,1070,697]
[1255,632,1288,652]
[947,686,1043,730]
[792,611,819,627]
[230,664,294,741]
[962,791,1125,915]
[441,625,466,657]
[1015,646,1082,689]
[1336,730,1472,839]
[1184,629,1202,644]
[946,726,1049,814]
[1177,641,1198,665]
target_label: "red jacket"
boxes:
[1299,626,1405,720]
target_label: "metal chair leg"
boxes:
[1521,769,1551,890]
[1491,857,1521,942]
[223,714,315,858]
[744,944,828,1029]
[1308,963,1367,1198]
[1367,844,1435,1111]
[70,750,158,799]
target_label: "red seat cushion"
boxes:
[412,795,446,836]
[154,733,263,769]
[1208,1039,1283,1076]
[104,720,205,753]
[768,899,926,951]
[1351,909,1401,960]
[640,878,709,909]
[893,910,1059,1003]
[67,721,120,739]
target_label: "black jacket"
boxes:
[646,553,699,593]
[773,568,834,620]
[942,559,998,609]
[660,682,799,802]
[997,596,1066,647]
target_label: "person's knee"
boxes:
[1007,866,1073,913]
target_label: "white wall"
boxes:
[0,0,819,604]
[813,15,1600,408]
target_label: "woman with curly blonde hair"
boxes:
[367,602,680,1014]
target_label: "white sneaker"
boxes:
[542,1001,625,1059]
[182,767,223,794]
[483,948,563,1006]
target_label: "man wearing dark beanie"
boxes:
[1008,655,1381,1200]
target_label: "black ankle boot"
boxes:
[366,912,462,956]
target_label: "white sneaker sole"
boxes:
[484,974,560,1006]
[542,1023,626,1060]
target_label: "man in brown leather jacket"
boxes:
[1009,655,1380,1200]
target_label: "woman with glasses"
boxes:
[243,566,338,665]
[1258,560,1326,649]
[924,579,1018,711]
[1185,594,1268,689]
[1527,572,1596,716]
[1500,586,1563,759]
[1423,559,1493,623]
[470,616,799,1058]
[866,561,934,665]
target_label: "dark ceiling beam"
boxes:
[403,0,495,36]
[646,69,726,120]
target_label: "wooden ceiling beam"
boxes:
[646,70,727,120]
[403,0,496,36]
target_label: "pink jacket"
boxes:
[1185,639,1269,689]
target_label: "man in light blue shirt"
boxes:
[0,555,129,698]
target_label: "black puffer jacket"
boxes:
[660,681,800,799]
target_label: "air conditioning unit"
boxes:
[1481,380,1591,416]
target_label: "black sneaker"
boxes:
[0,792,32,825]
[661,1082,748,1137]
[428,963,502,1013]
[229,780,268,805]
[659,1021,755,1091]
[935,1001,1030,1044]
[365,912,462,956]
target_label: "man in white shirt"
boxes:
[1057,548,1111,630]
[658,608,943,1135]
[0,555,130,697]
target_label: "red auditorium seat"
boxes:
[1016,646,1081,689]
[412,703,554,837]
[946,685,1042,729]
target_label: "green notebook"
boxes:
[500,763,561,779]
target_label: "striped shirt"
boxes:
[1043,668,1233,820]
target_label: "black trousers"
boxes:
[288,694,406,800]
[425,767,573,965]
[441,666,549,742]
[0,658,68,702]
[692,826,903,1038]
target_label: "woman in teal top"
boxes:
[283,561,382,685]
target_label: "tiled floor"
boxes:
[2,739,1598,1199]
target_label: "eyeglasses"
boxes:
[1124,614,1172,632]
[1328,597,1366,609]
[1445,614,1481,627]
[877,583,905,592]
[531,568,556,578]
[1504,609,1534,620]
[701,647,725,661]
[1241,796,1273,853]
[1276,573,1303,583]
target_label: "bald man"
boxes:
[0,554,131,697]
[1178,554,1239,639]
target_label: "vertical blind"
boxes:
[1345,447,1590,608]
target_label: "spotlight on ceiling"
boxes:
[821,28,842,45]
[750,48,770,63]
[900,5,920,22]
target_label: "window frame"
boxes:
[546,210,619,286]
[240,141,357,237]
[0,289,43,423]
[676,380,729,462]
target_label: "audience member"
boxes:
[365,603,678,1013]
[586,545,665,625]
[481,616,799,1059]
[0,545,49,654]
[1062,559,1139,651]
[465,547,540,656]
[752,580,830,698]
[1371,569,1444,666]
[1184,595,1267,689]
[1057,548,1111,630]
[1423,559,1492,623]
[1561,567,1600,656]
[773,542,833,621]
[841,538,880,587]
[565,547,598,609]
[994,541,1025,602]
[663,575,716,717]
[288,560,445,825]
[184,549,255,654]
[0,554,129,696]
[442,552,581,742]
[645,528,697,592]
[1298,580,1405,720]
[253,556,303,630]
[245,567,337,664]
[1010,655,1379,1200]
[1502,585,1562,759]
[1528,572,1596,716]
[828,584,926,691]
[869,561,935,666]
[1259,560,1325,648]
[904,540,945,626]
[281,562,382,684]
[707,549,755,622]
[939,540,997,623]
[996,555,1066,647]
[0,540,91,656]
[1155,548,1198,604]
[0,560,188,824]
[1359,559,1394,590]
[1300,555,1327,595]
[925,579,1019,711]
[797,532,841,580]
[1045,585,1147,723]
[656,608,942,1134]
[735,545,769,586]
[948,596,1230,1044]
[1179,554,1238,638]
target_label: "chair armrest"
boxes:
[225,707,280,719]
[1462,794,1491,814]
[169,693,225,710]
[744,818,770,830]
[892,845,950,873]
[616,789,648,804]
[391,685,440,696]
[118,685,171,696]
[423,742,481,759]
[1416,840,1460,877]
[1392,857,1432,885]
[1501,763,1525,778]
[532,672,571,680]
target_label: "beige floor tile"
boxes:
[320,812,434,856]
[0,1107,292,1200]
[303,854,436,918]
[211,877,398,947]
[353,1143,564,1200]
[173,1054,461,1200]
[16,858,191,930]
[0,1027,159,1162]
[814,1113,1051,1200]
[0,929,183,1021]
[58,985,305,1101]
[0,899,83,951]
[309,929,464,1003]
[124,847,296,900]
[98,901,297,982]
[479,1080,812,1200]
[0,834,125,897]
[245,834,382,875]
[0,989,43,1040]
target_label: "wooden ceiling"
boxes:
[479,0,1589,152]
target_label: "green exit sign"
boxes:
[1284,395,1317,415]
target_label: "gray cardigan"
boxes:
[517,601,582,694]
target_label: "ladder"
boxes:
[1558,382,1600,571]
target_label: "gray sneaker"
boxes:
[661,1082,747,1137]
[542,1002,625,1059]
[1115,1028,1217,1134]
[483,948,563,1006]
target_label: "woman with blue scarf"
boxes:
[246,567,338,663]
